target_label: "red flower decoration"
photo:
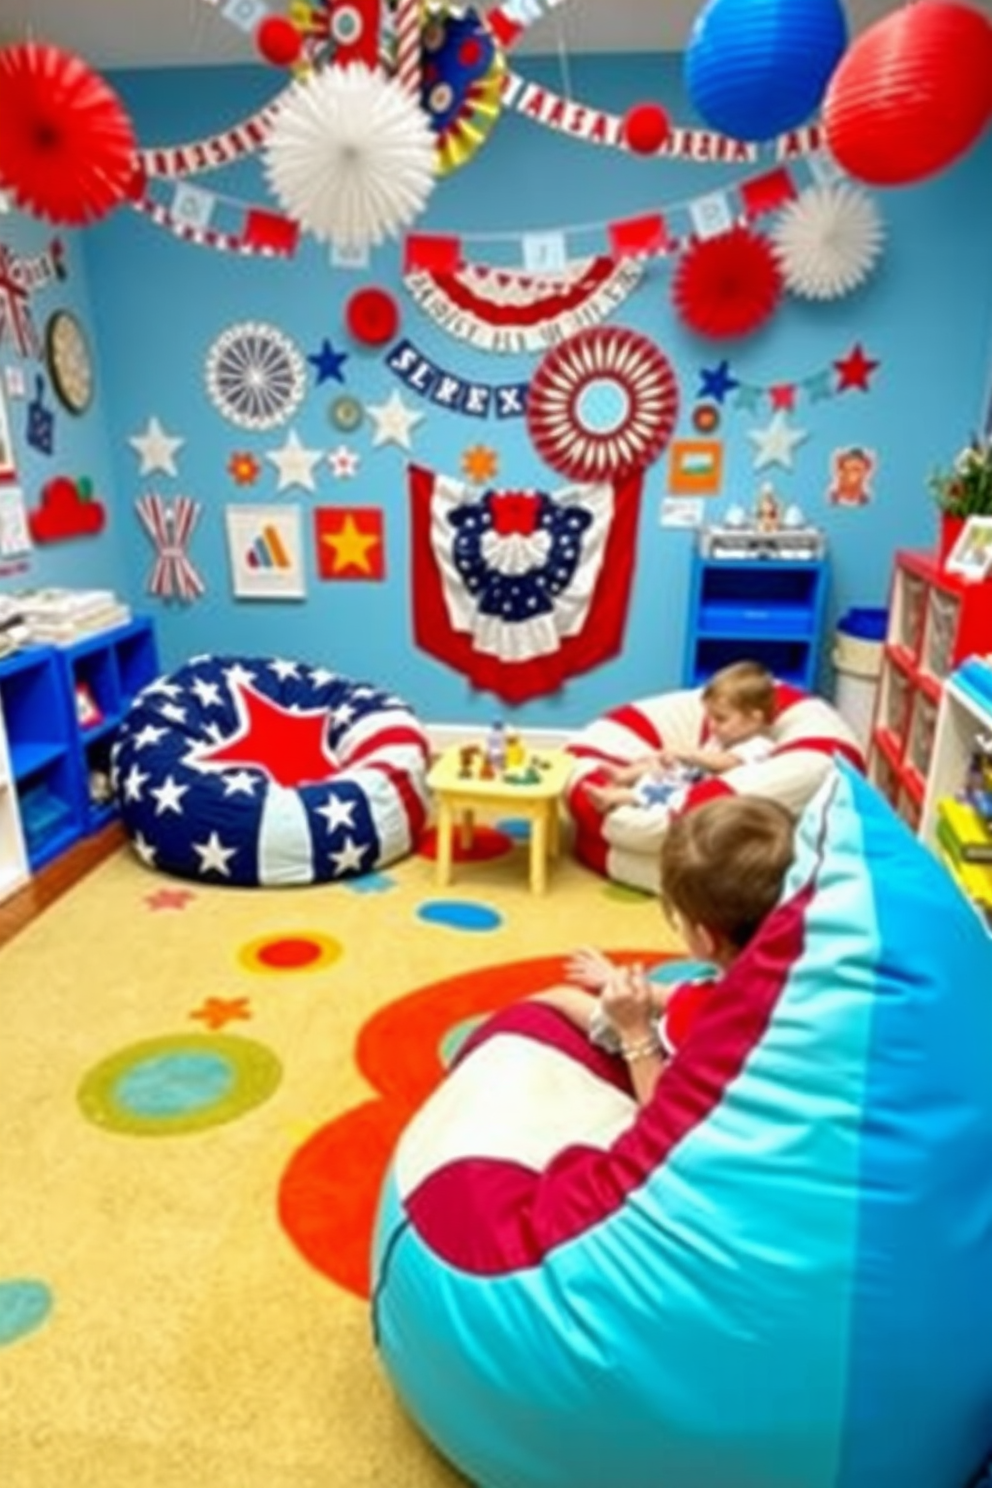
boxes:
[673,226,782,340]
[345,286,401,347]
[0,43,136,226]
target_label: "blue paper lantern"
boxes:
[685,0,848,143]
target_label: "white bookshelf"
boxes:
[0,696,29,905]
[920,663,992,936]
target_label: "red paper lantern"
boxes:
[672,226,782,339]
[0,43,136,227]
[255,16,304,68]
[823,1,992,186]
[345,287,401,347]
[622,103,671,155]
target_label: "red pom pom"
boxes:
[255,16,304,67]
[672,226,782,339]
[622,103,671,155]
[0,43,136,226]
[823,1,992,186]
[346,287,401,347]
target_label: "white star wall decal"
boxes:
[366,391,424,451]
[266,428,323,493]
[128,417,185,476]
[747,411,810,471]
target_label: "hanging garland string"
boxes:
[130,188,299,258]
[136,100,284,179]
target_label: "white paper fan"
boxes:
[772,182,884,301]
[263,63,436,253]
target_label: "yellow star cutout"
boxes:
[322,514,381,574]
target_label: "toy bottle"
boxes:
[485,721,507,773]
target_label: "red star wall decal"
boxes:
[188,679,338,788]
[834,343,880,393]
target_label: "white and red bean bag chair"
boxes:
[565,682,863,892]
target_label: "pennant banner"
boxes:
[136,493,206,602]
[386,339,529,418]
[502,71,825,162]
[409,462,643,702]
[130,188,300,259]
[136,100,283,179]
[402,255,644,353]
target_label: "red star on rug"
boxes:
[145,888,196,911]
[190,679,337,788]
[190,996,252,1031]
[834,343,880,393]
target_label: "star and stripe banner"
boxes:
[409,463,643,702]
[130,185,300,259]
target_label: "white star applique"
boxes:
[160,703,188,725]
[132,723,170,750]
[140,676,183,701]
[224,662,256,691]
[221,770,259,797]
[310,667,338,688]
[328,445,361,479]
[128,417,185,477]
[131,832,157,867]
[268,658,301,681]
[747,411,810,471]
[330,837,368,875]
[317,795,356,834]
[192,831,237,877]
[151,775,189,816]
[266,428,323,493]
[190,676,223,709]
[366,391,424,451]
[123,764,150,802]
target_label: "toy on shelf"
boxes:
[699,497,826,561]
[965,732,992,828]
[453,733,551,787]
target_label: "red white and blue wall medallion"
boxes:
[526,326,680,482]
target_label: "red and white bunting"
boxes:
[0,244,40,360]
[136,493,205,603]
[130,191,298,258]
[137,100,284,179]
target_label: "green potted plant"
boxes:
[930,433,992,564]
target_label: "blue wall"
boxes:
[4,52,992,727]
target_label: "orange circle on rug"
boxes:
[238,932,342,975]
[418,825,514,862]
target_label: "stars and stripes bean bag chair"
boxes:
[112,655,430,887]
[372,765,992,1488]
[565,682,863,892]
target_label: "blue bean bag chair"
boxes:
[372,764,992,1488]
[113,655,429,887]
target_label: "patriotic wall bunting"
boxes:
[409,461,644,703]
[131,186,299,259]
[136,493,206,603]
[402,255,644,353]
[0,240,64,358]
[385,338,529,419]
[700,341,882,414]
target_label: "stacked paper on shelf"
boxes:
[15,588,130,644]
[0,595,30,658]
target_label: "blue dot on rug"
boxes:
[117,1051,236,1117]
[417,901,504,933]
[495,818,531,841]
[0,1280,53,1347]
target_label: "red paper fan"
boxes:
[673,226,782,339]
[0,43,136,226]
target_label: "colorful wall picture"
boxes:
[946,516,992,581]
[667,439,724,496]
[0,385,17,481]
[315,507,385,581]
[0,485,31,557]
[828,446,876,507]
[226,504,305,600]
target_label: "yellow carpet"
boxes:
[0,829,679,1488]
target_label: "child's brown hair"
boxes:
[702,661,776,722]
[660,795,794,951]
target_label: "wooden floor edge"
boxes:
[0,822,127,949]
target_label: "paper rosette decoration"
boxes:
[346,287,401,347]
[0,42,136,226]
[420,4,506,175]
[672,226,782,339]
[262,62,436,251]
[526,327,680,482]
[772,183,885,301]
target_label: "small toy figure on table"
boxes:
[754,483,782,533]
[485,721,507,773]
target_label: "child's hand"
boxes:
[564,947,616,991]
[601,964,657,1040]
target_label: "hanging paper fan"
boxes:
[526,327,680,482]
[420,3,506,175]
[772,182,885,301]
[673,226,782,339]
[0,42,136,226]
[262,62,436,252]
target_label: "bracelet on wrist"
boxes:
[619,1035,662,1063]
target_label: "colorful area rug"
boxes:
[0,824,679,1488]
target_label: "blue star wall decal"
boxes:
[308,339,349,385]
[698,360,739,404]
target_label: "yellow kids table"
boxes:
[427,746,573,894]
